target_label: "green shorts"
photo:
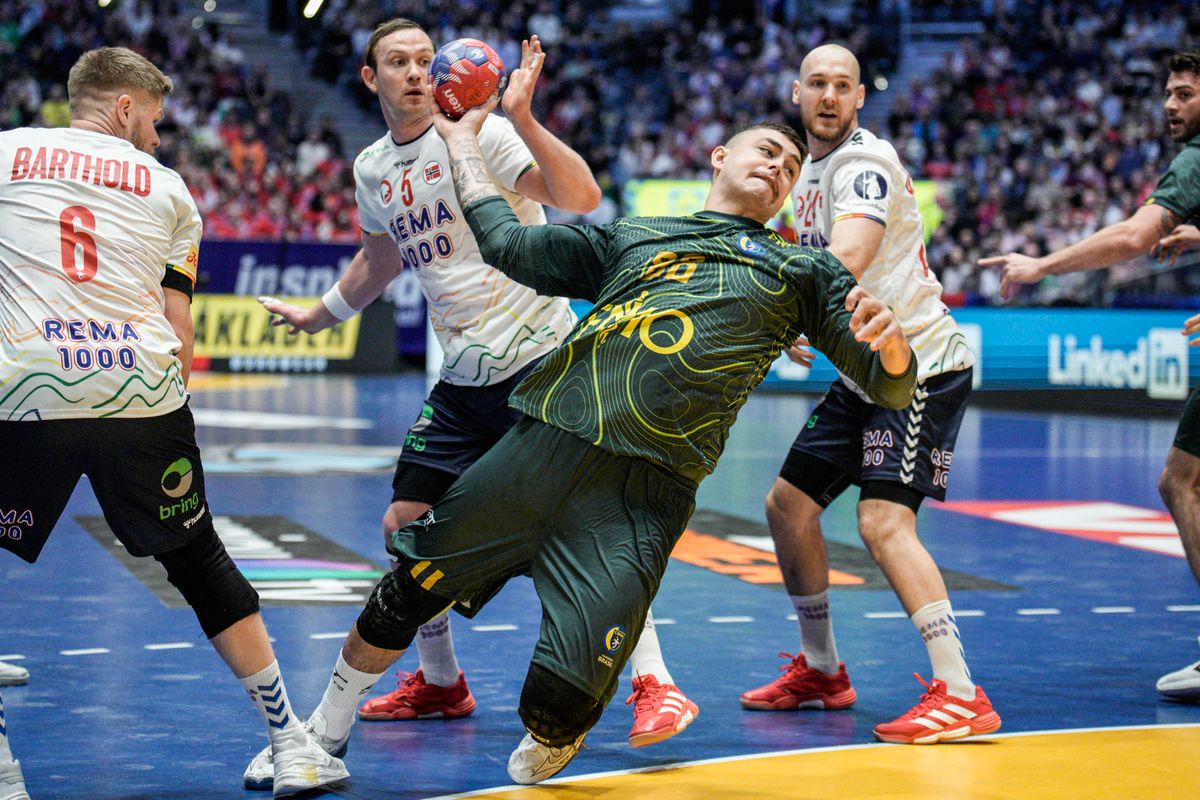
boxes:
[1175,387,1200,457]
[389,416,697,705]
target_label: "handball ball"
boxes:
[430,38,507,119]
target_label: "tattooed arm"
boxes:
[979,203,1182,299]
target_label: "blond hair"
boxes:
[67,47,173,115]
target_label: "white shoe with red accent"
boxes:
[873,674,1001,745]
[625,675,699,748]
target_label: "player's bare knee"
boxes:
[765,480,820,537]
[154,521,259,639]
[519,663,602,746]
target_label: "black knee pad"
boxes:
[355,564,454,651]
[519,662,603,746]
[154,521,259,638]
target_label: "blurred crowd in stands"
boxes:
[2,0,1197,305]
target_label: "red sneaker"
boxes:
[873,674,1001,744]
[625,675,699,748]
[357,669,476,721]
[740,653,857,710]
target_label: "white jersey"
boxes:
[0,127,200,421]
[791,127,974,384]
[355,115,575,386]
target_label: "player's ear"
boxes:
[856,82,865,110]
[361,64,378,94]
[711,145,727,172]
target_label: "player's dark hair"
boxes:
[364,18,430,70]
[1168,50,1200,77]
[730,121,808,162]
[67,47,173,114]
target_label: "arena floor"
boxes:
[1,372,1197,799]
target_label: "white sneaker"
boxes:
[244,712,350,791]
[270,729,349,798]
[0,758,30,800]
[0,662,27,688]
[506,731,586,785]
[1156,637,1200,702]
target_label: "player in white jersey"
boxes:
[740,44,1000,745]
[245,21,696,790]
[0,48,348,799]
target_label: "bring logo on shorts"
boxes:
[159,457,201,522]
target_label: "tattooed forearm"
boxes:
[446,136,501,208]
[1158,206,1184,237]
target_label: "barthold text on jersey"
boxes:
[9,146,152,197]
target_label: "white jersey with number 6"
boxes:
[791,127,974,383]
[0,127,201,422]
[354,114,575,387]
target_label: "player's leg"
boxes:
[1154,389,1200,700]
[742,387,859,711]
[84,407,347,795]
[0,688,28,800]
[625,607,699,747]
[855,369,999,744]
[513,443,696,783]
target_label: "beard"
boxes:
[802,107,854,145]
[1170,115,1200,142]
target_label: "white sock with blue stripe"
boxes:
[0,689,11,760]
[240,661,305,748]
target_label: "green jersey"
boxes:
[466,197,916,484]
[1147,132,1200,224]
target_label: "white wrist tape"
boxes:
[321,282,359,321]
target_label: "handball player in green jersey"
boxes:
[982,50,1200,701]
[280,93,918,786]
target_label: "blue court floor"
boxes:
[1,373,1197,798]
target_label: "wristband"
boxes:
[321,282,359,321]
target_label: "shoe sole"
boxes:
[0,677,28,687]
[740,687,857,711]
[628,703,699,748]
[874,711,1002,745]
[1157,687,1200,702]
[243,743,350,791]
[358,695,476,721]
[272,768,350,799]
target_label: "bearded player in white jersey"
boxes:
[739,44,1001,745]
[249,20,697,788]
[0,48,347,799]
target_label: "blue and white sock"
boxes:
[240,661,305,749]
[415,613,461,687]
[911,600,975,698]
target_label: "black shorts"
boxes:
[392,359,543,505]
[0,405,211,563]
[389,416,697,705]
[1174,387,1200,457]
[780,368,972,507]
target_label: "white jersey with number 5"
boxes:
[354,114,575,387]
[0,127,200,421]
[791,127,974,382]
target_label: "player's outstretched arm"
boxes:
[980,203,1181,299]
[1153,224,1200,266]
[260,239,405,335]
[504,36,601,215]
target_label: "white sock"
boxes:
[415,612,460,687]
[0,689,12,760]
[239,661,305,748]
[793,591,841,675]
[629,609,674,684]
[911,599,975,698]
[312,650,385,742]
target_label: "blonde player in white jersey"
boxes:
[247,21,697,789]
[0,48,346,799]
[739,44,1001,745]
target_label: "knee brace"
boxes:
[519,662,603,746]
[154,521,259,638]
[355,564,454,651]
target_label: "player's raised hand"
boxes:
[978,252,1045,300]
[1153,224,1200,267]
[428,85,499,141]
[784,335,815,368]
[259,296,332,335]
[502,35,545,123]
[1183,311,1200,347]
